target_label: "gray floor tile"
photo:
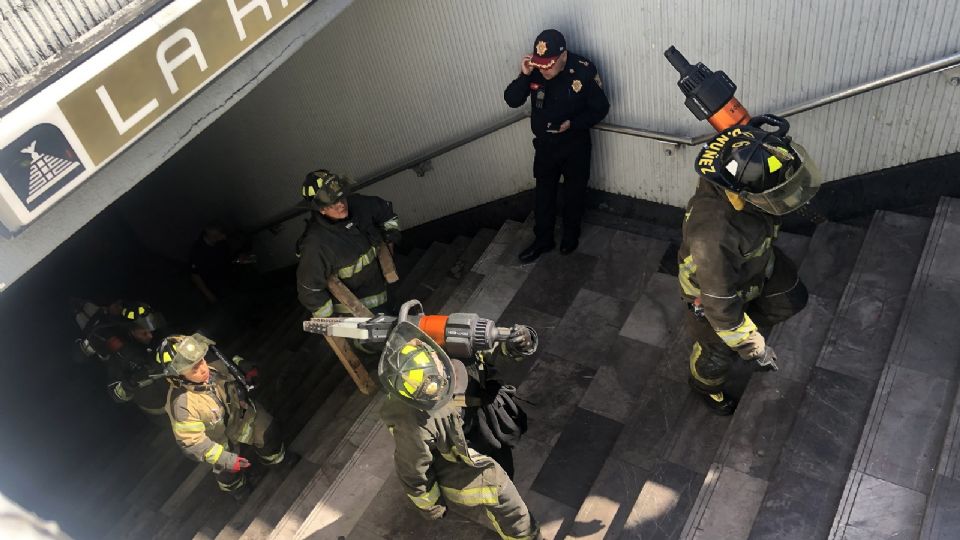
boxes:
[778,367,875,487]
[691,467,768,540]
[817,284,908,383]
[611,375,690,471]
[473,221,522,275]
[516,355,596,445]
[576,223,618,258]
[567,456,649,540]
[440,271,485,314]
[510,251,598,318]
[798,222,865,300]
[834,472,925,540]
[351,474,453,540]
[579,336,664,423]
[665,393,734,475]
[721,374,806,480]
[619,272,687,349]
[524,489,578,540]
[749,468,839,540]
[923,474,960,540]
[531,407,623,509]
[769,294,839,384]
[854,212,929,294]
[496,218,536,269]
[890,275,960,381]
[493,304,562,387]
[774,231,811,267]
[657,329,695,383]
[543,288,633,369]
[512,437,554,496]
[925,198,960,281]
[460,264,530,321]
[620,461,704,540]
[583,230,670,302]
[865,366,954,493]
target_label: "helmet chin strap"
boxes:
[725,190,746,211]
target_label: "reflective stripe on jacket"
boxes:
[296,194,399,315]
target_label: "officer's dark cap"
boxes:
[530,29,566,69]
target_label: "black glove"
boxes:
[504,325,538,357]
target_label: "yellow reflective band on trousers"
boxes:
[333,291,388,313]
[715,313,758,348]
[485,508,534,540]
[112,383,130,401]
[679,255,700,296]
[217,475,245,492]
[407,483,441,509]
[174,421,206,434]
[203,443,224,465]
[690,342,723,386]
[260,444,286,465]
[440,485,499,506]
[382,217,400,230]
[337,246,378,279]
[313,299,334,318]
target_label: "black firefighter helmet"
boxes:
[694,115,822,215]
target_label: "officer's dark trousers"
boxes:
[687,248,809,394]
[533,133,592,244]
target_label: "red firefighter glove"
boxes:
[230,456,251,473]
[244,367,259,385]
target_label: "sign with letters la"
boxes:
[0,0,309,233]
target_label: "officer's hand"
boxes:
[230,456,251,473]
[520,54,534,75]
[558,120,571,133]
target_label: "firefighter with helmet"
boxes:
[159,333,286,499]
[679,115,818,415]
[105,301,170,418]
[379,321,542,539]
[295,169,401,318]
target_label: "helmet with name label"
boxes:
[695,114,822,215]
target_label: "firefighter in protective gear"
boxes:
[295,169,401,318]
[679,116,817,415]
[106,302,169,417]
[160,334,286,496]
[379,323,541,539]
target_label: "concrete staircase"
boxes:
[104,199,960,539]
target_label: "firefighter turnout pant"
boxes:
[687,250,808,394]
[430,453,540,540]
[215,419,285,492]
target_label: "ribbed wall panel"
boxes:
[0,0,147,87]
[123,0,959,268]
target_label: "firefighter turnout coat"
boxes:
[296,194,400,317]
[165,359,277,472]
[380,396,540,540]
[678,178,781,359]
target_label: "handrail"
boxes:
[251,50,960,234]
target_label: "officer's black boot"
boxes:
[688,377,738,416]
[559,236,579,255]
[519,240,554,263]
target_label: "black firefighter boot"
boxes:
[688,377,738,416]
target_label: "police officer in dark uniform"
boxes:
[504,29,610,262]
[296,169,401,318]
